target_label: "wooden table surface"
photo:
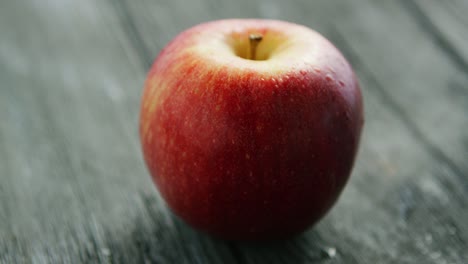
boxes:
[1,0,467,263]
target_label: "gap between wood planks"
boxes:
[399,0,468,75]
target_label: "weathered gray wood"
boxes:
[1,0,467,263]
[407,0,468,71]
[400,0,468,172]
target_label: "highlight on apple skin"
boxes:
[140,19,364,240]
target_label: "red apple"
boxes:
[140,19,363,240]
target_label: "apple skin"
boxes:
[140,19,363,240]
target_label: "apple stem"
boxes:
[248,33,263,60]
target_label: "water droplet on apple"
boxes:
[300,70,307,75]
[325,75,333,82]
[321,247,337,259]
[314,68,321,73]
[260,78,265,81]
[278,78,283,83]
[271,78,277,83]
[339,80,345,87]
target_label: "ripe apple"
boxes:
[140,19,363,240]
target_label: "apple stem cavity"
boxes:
[248,33,263,60]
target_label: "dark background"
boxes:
[1,0,467,263]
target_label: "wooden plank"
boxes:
[404,0,468,71]
[400,0,468,169]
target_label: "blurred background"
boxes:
[1,0,467,263]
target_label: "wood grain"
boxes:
[0,0,467,263]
